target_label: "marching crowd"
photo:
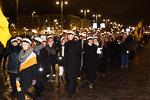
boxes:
[0,31,149,99]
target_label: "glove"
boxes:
[32,80,36,85]
[16,77,20,81]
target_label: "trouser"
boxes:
[129,50,135,61]
[121,53,128,66]
[87,70,95,83]
[20,79,32,100]
[67,75,76,95]
[52,63,56,75]
[9,73,18,92]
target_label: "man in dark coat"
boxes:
[83,37,97,88]
[64,31,81,97]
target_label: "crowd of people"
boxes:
[0,31,149,99]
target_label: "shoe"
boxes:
[125,65,128,68]
[121,65,124,69]
[89,83,93,89]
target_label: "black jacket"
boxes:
[36,48,50,77]
[83,43,97,71]
[121,37,130,54]
[64,39,81,76]
[6,45,21,73]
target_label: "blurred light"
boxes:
[81,10,83,13]
[103,19,105,21]
[87,10,90,12]
[32,29,37,33]
[108,19,110,21]
[56,1,59,5]
[33,11,36,14]
[64,1,68,4]
[93,15,95,17]
[149,26,150,28]
[54,19,57,22]
[98,15,101,17]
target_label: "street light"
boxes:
[32,11,36,29]
[103,19,110,33]
[16,0,18,34]
[81,9,90,19]
[56,0,68,34]
[93,14,101,23]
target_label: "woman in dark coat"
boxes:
[83,37,97,88]
[6,39,21,96]
[33,37,49,99]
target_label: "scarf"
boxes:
[19,48,33,63]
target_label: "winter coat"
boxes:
[36,48,50,77]
[64,39,81,76]
[120,37,130,54]
[6,45,21,73]
[83,43,97,71]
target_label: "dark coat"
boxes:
[83,43,97,71]
[36,48,50,77]
[6,45,21,73]
[20,64,37,88]
[64,39,81,76]
[120,37,130,54]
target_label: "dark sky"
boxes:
[1,0,150,26]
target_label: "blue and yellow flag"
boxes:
[0,7,11,48]
[134,21,143,41]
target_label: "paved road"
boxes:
[0,41,150,100]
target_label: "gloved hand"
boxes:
[32,80,36,85]
[16,77,20,81]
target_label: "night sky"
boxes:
[1,0,150,26]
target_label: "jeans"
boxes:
[121,53,128,66]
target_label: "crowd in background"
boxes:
[0,31,149,99]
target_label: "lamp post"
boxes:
[103,19,110,33]
[32,11,36,29]
[56,0,68,34]
[81,9,90,19]
[16,0,18,35]
[93,14,101,23]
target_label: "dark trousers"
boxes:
[8,73,18,92]
[87,70,95,83]
[129,50,135,61]
[67,75,76,95]
[52,64,56,75]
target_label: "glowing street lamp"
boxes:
[56,0,68,33]
[93,14,101,23]
[81,9,90,19]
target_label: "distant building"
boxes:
[18,14,91,36]
[81,19,92,31]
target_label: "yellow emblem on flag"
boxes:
[134,21,143,41]
[0,7,11,48]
